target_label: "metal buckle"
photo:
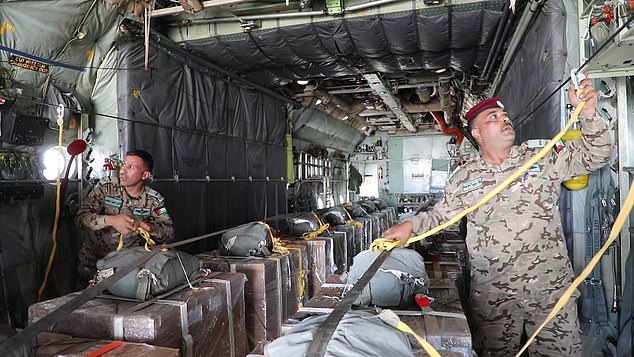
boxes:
[584,278,602,286]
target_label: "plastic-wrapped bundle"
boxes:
[344,202,369,218]
[358,200,378,213]
[346,248,429,308]
[29,273,248,357]
[283,239,326,299]
[286,212,323,237]
[319,206,349,226]
[197,255,282,351]
[35,332,180,357]
[264,311,415,357]
[372,198,388,210]
[219,222,273,257]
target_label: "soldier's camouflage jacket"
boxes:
[76,177,174,261]
[408,114,612,300]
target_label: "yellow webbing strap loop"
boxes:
[341,206,365,229]
[117,227,155,251]
[378,310,441,357]
[303,214,330,240]
[346,220,364,229]
[272,236,289,255]
[303,223,330,240]
[342,202,353,207]
[256,221,289,255]
[515,180,634,356]
[371,99,586,253]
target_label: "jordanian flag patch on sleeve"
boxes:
[154,207,168,216]
[554,139,565,153]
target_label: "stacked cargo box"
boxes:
[197,254,283,352]
[29,272,248,357]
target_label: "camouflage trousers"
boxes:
[77,232,140,283]
[471,284,582,356]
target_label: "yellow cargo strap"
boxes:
[346,220,364,229]
[296,249,306,308]
[378,309,441,357]
[371,97,587,253]
[340,205,365,229]
[341,206,365,229]
[303,223,330,240]
[303,213,330,240]
[259,221,289,255]
[117,227,155,251]
[515,180,634,356]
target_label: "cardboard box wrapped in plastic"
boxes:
[381,207,396,227]
[320,232,347,274]
[283,239,325,299]
[274,247,306,320]
[315,235,336,276]
[287,245,309,309]
[331,224,364,269]
[425,253,464,281]
[35,332,179,357]
[197,254,282,351]
[353,217,373,248]
[28,272,247,357]
[403,278,472,357]
[267,253,289,323]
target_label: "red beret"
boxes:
[465,97,504,122]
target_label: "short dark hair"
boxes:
[467,115,477,134]
[126,149,153,172]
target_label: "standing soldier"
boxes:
[383,79,611,356]
[75,150,174,284]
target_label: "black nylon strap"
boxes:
[0,212,299,355]
[0,248,160,353]
[305,250,391,357]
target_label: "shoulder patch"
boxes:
[554,139,565,153]
[147,187,161,198]
[154,207,168,216]
[104,196,123,208]
[527,139,549,149]
[462,177,482,193]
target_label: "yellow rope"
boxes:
[515,179,634,356]
[346,220,364,229]
[302,213,330,240]
[117,227,155,251]
[371,100,586,252]
[295,248,306,308]
[38,106,65,301]
[303,223,330,240]
[340,205,365,228]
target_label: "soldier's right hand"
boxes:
[105,215,137,235]
[382,221,414,247]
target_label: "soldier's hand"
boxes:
[382,221,414,247]
[136,220,155,233]
[105,215,136,235]
[568,78,598,117]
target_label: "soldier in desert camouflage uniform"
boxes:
[384,79,611,356]
[75,150,174,283]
